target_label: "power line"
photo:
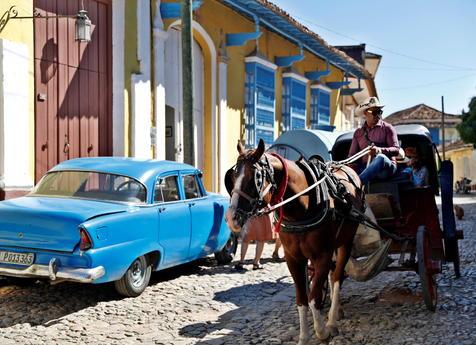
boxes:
[295,16,476,72]
[380,66,476,72]
[380,73,476,91]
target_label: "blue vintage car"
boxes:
[0,158,236,296]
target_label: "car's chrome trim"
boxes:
[0,258,105,283]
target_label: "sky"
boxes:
[270,0,476,117]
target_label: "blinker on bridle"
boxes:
[231,153,277,219]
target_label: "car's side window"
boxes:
[182,174,203,199]
[154,176,179,203]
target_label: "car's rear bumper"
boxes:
[0,258,105,283]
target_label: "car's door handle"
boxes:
[189,202,196,207]
[158,207,166,213]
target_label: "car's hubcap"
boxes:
[130,258,145,288]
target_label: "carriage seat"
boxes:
[367,167,413,203]
[365,168,414,222]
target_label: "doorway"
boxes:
[164,27,204,169]
[34,0,112,181]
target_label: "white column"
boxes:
[0,39,33,189]
[131,0,152,158]
[153,0,168,160]
[112,0,125,156]
[218,56,228,195]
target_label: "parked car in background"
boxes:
[0,158,236,297]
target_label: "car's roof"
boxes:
[50,157,198,186]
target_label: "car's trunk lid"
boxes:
[0,196,131,252]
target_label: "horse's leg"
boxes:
[327,237,353,335]
[308,254,331,341]
[286,256,310,345]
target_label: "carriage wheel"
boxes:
[305,261,329,306]
[417,226,438,311]
[445,238,461,279]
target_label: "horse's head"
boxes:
[224,139,276,233]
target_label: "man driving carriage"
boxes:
[348,97,401,184]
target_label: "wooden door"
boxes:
[34,0,111,182]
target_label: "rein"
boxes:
[231,146,376,233]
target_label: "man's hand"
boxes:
[369,145,382,157]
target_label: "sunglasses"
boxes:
[366,109,383,116]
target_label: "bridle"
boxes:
[229,152,288,231]
[231,153,275,213]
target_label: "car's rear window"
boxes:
[30,171,147,204]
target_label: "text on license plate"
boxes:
[0,251,35,266]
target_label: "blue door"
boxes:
[182,174,216,259]
[154,174,191,267]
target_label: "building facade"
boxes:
[385,104,461,146]
[384,104,476,187]
[335,44,381,130]
[0,0,371,198]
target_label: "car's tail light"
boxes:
[79,228,93,251]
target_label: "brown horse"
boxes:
[225,139,364,344]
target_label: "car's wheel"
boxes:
[215,232,238,264]
[114,255,152,297]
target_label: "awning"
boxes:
[221,0,370,79]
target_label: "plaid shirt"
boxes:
[348,119,400,165]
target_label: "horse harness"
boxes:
[226,150,405,240]
[277,158,361,233]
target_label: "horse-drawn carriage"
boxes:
[269,124,462,311]
[225,124,463,342]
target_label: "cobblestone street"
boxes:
[0,194,475,345]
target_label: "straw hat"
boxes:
[355,97,385,116]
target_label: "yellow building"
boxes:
[160,0,370,192]
[0,0,370,198]
[0,0,139,199]
[444,141,476,189]
[334,44,382,130]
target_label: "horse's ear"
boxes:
[252,139,265,161]
[237,140,245,154]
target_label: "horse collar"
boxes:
[268,153,289,232]
[269,153,288,204]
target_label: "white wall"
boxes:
[130,0,152,158]
[0,39,33,189]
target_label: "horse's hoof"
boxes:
[297,336,309,345]
[316,327,330,341]
[326,324,339,336]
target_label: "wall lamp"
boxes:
[0,4,91,42]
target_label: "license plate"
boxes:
[0,250,35,266]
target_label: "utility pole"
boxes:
[441,96,446,160]
[182,0,195,165]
